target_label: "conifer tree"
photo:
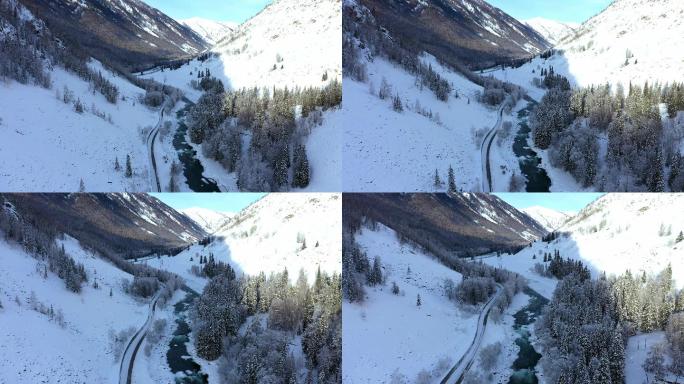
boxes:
[433,169,442,188]
[448,165,457,193]
[125,154,133,178]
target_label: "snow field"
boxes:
[343,224,479,383]
[0,61,158,192]
[342,54,499,192]
[215,193,342,282]
[0,237,148,383]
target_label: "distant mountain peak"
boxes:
[523,17,579,45]
[181,17,237,45]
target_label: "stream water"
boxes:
[173,103,220,192]
[507,287,549,384]
[167,287,208,384]
[512,103,551,192]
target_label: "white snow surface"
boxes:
[343,224,479,383]
[0,237,148,383]
[484,194,684,299]
[496,0,684,89]
[144,0,340,93]
[0,61,158,192]
[214,193,341,282]
[523,18,579,46]
[342,53,498,192]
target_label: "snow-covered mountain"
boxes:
[181,17,237,45]
[19,0,207,70]
[556,0,684,86]
[211,193,341,281]
[2,193,207,258]
[524,17,579,46]
[350,0,549,69]
[488,0,684,88]
[343,0,534,192]
[149,0,341,92]
[181,207,233,233]
[0,0,206,192]
[522,205,573,231]
[0,235,154,383]
[343,223,477,383]
[344,193,547,256]
[486,194,684,298]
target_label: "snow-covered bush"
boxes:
[144,319,167,356]
[109,327,136,360]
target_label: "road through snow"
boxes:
[441,284,503,384]
[118,287,163,384]
[146,106,164,193]
[480,106,504,192]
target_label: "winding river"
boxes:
[173,102,220,192]
[507,287,548,384]
[512,103,551,192]
[167,287,208,384]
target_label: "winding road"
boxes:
[480,106,505,192]
[146,106,164,193]
[441,284,503,384]
[118,288,163,384]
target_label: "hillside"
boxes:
[344,193,547,257]
[0,0,194,192]
[343,223,477,383]
[0,236,151,383]
[556,0,684,86]
[521,205,573,231]
[524,17,578,46]
[1,193,207,258]
[495,0,684,88]
[342,0,536,192]
[18,0,207,70]
[485,194,684,297]
[146,0,341,92]
[211,193,342,280]
[350,0,548,70]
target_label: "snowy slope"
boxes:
[555,0,684,86]
[213,193,341,281]
[521,206,572,231]
[484,194,684,298]
[343,224,477,383]
[342,53,499,192]
[0,61,159,192]
[144,0,341,93]
[496,0,684,89]
[180,17,236,45]
[524,18,579,46]
[181,207,233,233]
[556,193,684,286]
[0,237,148,383]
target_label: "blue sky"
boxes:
[145,0,271,23]
[488,0,613,24]
[494,193,604,213]
[151,193,266,213]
